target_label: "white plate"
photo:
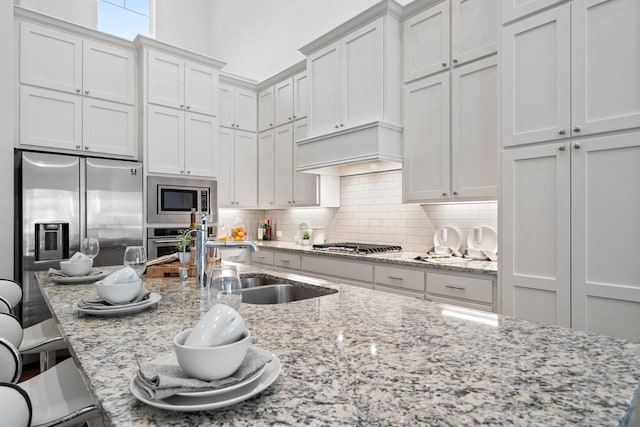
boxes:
[466,226,498,252]
[433,226,462,250]
[74,292,161,316]
[130,347,281,412]
[144,352,266,398]
[50,268,110,284]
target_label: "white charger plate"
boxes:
[433,226,462,250]
[130,347,281,412]
[466,226,498,252]
[50,268,110,284]
[73,292,161,316]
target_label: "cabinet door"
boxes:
[83,98,135,156]
[451,0,497,66]
[451,56,498,199]
[234,88,257,132]
[293,118,319,206]
[258,130,275,207]
[147,50,184,109]
[572,0,640,136]
[501,143,571,327]
[293,71,308,120]
[258,87,275,132]
[342,18,383,127]
[274,124,294,207]
[402,73,450,202]
[403,2,450,81]
[308,41,342,135]
[184,113,218,178]
[83,40,136,105]
[184,61,218,116]
[571,133,640,341]
[233,130,258,207]
[218,127,235,207]
[20,22,82,94]
[274,78,294,127]
[502,0,565,24]
[19,85,81,151]
[147,104,184,175]
[219,84,234,128]
[501,5,571,147]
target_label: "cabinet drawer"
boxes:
[251,250,274,266]
[274,252,300,270]
[427,272,493,304]
[301,255,373,283]
[375,266,425,292]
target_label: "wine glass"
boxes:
[206,264,242,310]
[123,246,147,277]
[81,238,100,260]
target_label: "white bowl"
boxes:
[100,267,139,285]
[94,279,141,304]
[59,259,93,276]
[174,328,251,381]
[184,304,247,347]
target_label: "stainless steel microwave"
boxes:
[147,176,217,224]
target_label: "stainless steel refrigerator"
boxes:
[14,150,143,327]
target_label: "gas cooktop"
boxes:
[312,242,402,255]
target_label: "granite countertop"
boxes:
[253,241,498,275]
[36,266,639,426]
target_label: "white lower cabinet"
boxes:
[301,255,374,289]
[251,250,274,270]
[426,271,494,312]
[274,252,301,272]
[374,265,425,296]
[502,132,640,341]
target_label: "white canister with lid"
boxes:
[311,227,326,245]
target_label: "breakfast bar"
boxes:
[37,266,640,426]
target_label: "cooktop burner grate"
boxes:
[312,242,402,254]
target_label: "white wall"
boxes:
[208,0,411,81]
[17,0,97,28]
[154,0,211,55]
[1,1,14,278]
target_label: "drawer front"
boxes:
[274,252,301,270]
[427,294,494,313]
[301,255,373,283]
[427,272,493,304]
[375,284,425,299]
[375,266,425,292]
[251,250,274,266]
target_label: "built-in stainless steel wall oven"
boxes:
[147,226,215,259]
[147,176,217,224]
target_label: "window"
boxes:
[98,0,151,40]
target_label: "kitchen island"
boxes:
[37,266,639,426]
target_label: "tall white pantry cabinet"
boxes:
[500,0,640,341]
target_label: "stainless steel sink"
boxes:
[240,276,283,289]
[241,284,337,304]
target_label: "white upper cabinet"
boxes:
[571,0,640,136]
[148,50,218,116]
[219,83,257,132]
[293,71,308,120]
[274,79,294,127]
[82,40,136,105]
[503,0,639,147]
[404,2,450,81]
[258,87,275,132]
[258,130,275,207]
[451,0,498,66]
[218,128,258,208]
[501,4,571,147]
[308,41,342,135]
[274,124,295,206]
[502,0,565,24]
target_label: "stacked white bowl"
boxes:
[94,267,141,304]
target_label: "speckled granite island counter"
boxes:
[37,266,639,426]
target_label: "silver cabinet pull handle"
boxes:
[574,143,581,149]
[445,285,466,291]
[256,255,265,259]
[388,276,404,280]
[280,259,290,263]
[559,145,566,151]
[558,129,566,135]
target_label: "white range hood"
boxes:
[295,120,403,176]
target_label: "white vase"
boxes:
[302,239,310,246]
[178,251,191,265]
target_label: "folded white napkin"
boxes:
[134,347,272,400]
[100,266,138,285]
[77,289,151,309]
[69,252,90,263]
[48,268,101,278]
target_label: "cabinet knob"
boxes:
[180,170,185,174]
[340,124,344,127]
[442,192,447,196]
[558,129,566,135]
[292,115,296,119]
[76,145,81,149]
[231,123,235,127]
[269,123,273,127]
[84,90,89,95]
[235,124,240,128]
[186,105,191,110]
[441,62,447,67]
[180,104,184,108]
[573,143,581,149]
[559,145,566,151]
[288,201,292,204]
[573,126,581,132]
[76,88,81,93]
[453,191,458,196]
[186,170,191,174]
[335,125,339,129]
[84,146,89,150]
[288,117,292,120]
[452,58,458,64]
[292,200,296,203]
[270,201,273,204]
